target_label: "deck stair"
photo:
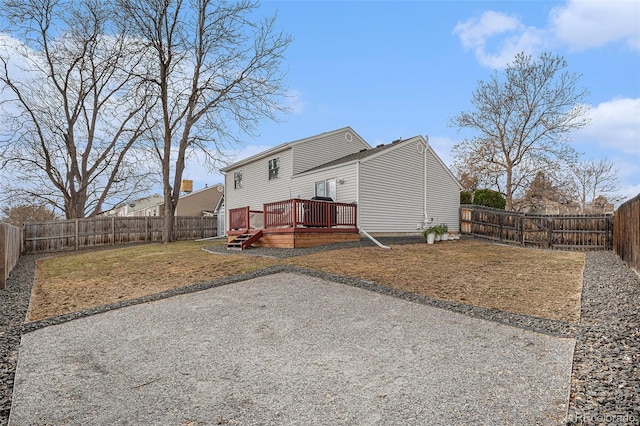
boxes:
[227,230,263,250]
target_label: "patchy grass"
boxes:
[27,239,584,323]
[28,241,277,322]
[284,239,584,323]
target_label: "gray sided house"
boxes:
[221,127,462,236]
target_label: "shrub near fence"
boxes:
[614,193,640,275]
[23,216,218,253]
[460,205,613,251]
[0,221,23,289]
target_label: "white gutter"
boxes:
[356,160,361,228]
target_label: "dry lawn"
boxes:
[27,239,585,323]
[284,239,584,322]
[28,242,277,322]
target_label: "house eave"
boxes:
[219,126,369,173]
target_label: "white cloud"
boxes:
[574,97,640,156]
[549,0,640,51]
[570,97,640,200]
[0,33,42,106]
[453,11,546,68]
[454,11,522,49]
[454,0,640,68]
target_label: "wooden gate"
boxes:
[460,206,613,251]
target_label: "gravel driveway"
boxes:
[9,272,574,425]
[3,242,638,425]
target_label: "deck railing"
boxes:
[229,207,264,230]
[230,199,357,231]
[264,199,357,229]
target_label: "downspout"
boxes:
[356,159,361,229]
[419,136,434,228]
[222,172,228,237]
[359,227,391,249]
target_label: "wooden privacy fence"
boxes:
[23,216,218,253]
[614,193,640,274]
[460,205,613,251]
[1,221,23,289]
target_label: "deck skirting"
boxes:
[227,228,359,248]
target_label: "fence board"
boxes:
[614,194,640,274]
[460,206,613,251]
[1,222,23,289]
[23,216,218,253]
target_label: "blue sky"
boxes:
[186,0,640,202]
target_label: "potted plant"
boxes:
[422,226,439,244]
[440,223,449,241]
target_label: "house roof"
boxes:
[299,137,409,173]
[298,135,463,190]
[219,126,368,172]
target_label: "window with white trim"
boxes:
[233,171,243,189]
[315,181,326,197]
[268,157,280,180]
[314,178,337,200]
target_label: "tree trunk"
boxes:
[505,166,514,211]
[162,189,174,244]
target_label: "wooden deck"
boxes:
[228,199,359,249]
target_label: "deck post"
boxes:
[292,199,298,228]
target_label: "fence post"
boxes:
[292,200,298,228]
[112,217,116,245]
[145,216,149,242]
[75,219,79,251]
[0,224,5,290]
[546,218,553,249]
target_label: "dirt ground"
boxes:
[27,239,584,323]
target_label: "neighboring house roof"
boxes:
[180,183,224,199]
[121,195,164,212]
[219,126,369,172]
[175,183,225,216]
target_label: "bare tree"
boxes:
[570,158,623,211]
[518,170,574,212]
[116,0,291,242]
[0,0,155,218]
[450,52,590,211]
[1,202,58,226]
